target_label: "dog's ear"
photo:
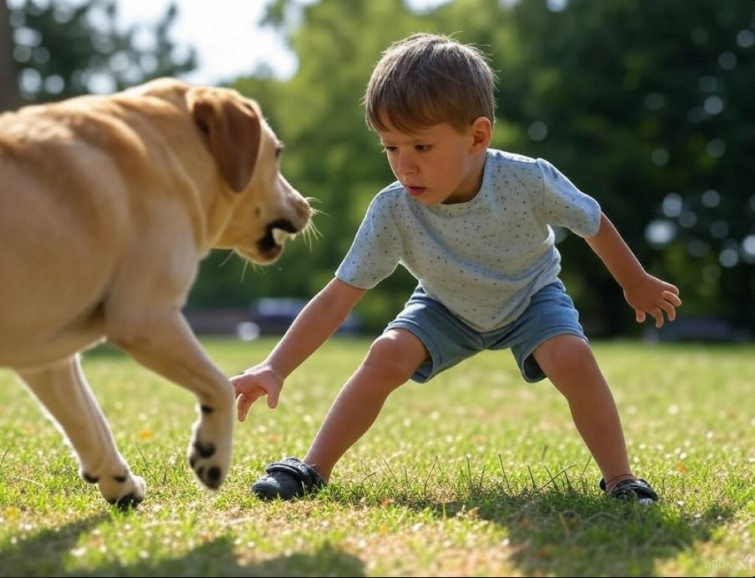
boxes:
[189,88,261,193]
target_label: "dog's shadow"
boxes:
[0,514,365,577]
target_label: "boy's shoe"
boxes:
[600,477,659,505]
[252,457,326,501]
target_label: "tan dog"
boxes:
[0,78,312,508]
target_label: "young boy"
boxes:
[231,33,681,504]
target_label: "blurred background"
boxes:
[2,0,753,342]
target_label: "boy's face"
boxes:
[376,118,490,206]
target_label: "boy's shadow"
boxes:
[353,482,734,576]
[0,514,365,577]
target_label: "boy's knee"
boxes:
[362,332,424,385]
[535,334,596,378]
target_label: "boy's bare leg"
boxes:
[533,334,635,492]
[303,329,428,481]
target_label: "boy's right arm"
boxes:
[585,213,681,328]
[232,278,366,421]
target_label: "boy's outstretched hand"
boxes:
[623,273,682,328]
[231,365,283,421]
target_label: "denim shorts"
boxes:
[385,280,587,384]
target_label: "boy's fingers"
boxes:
[660,301,677,321]
[236,394,252,422]
[663,290,682,306]
[231,371,282,414]
[235,387,267,419]
[267,390,279,409]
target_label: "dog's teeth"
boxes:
[272,228,290,245]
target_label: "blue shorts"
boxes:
[385,280,587,384]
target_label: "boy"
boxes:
[231,33,681,504]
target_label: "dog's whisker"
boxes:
[303,219,323,249]
[305,229,317,249]
[217,250,236,269]
[239,258,265,283]
[296,205,324,250]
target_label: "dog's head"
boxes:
[140,79,313,265]
[189,85,312,263]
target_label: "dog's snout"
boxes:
[292,192,312,220]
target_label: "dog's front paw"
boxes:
[110,475,147,511]
[187,402,233,490]
[84,469,147,511]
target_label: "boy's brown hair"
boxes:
[364,33,497,134]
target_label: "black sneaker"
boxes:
[600,477,659,505]
[252,457,326,501]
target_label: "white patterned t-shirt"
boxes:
[335,149,601,332]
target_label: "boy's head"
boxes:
[364,33,497,134]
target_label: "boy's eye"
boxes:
[380,144,430,153]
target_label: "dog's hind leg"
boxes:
[17,355,146,509]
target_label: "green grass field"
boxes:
[0,338,752,577]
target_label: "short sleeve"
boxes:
[536,158,601,238]
[335,194,402,289]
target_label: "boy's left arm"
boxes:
[585,213,682,328]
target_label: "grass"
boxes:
[0,337,752,577]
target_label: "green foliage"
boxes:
[490,0,755,330]
[0,339,752,576]
[8,0,195,102]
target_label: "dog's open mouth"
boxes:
[257,218,299,257]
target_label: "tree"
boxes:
[489,0,755,333]
[0,0,20,110]
[5,0,196,104]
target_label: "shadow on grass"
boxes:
[0,514,365,577]
[336,480,735,577]
[0,489,736,577]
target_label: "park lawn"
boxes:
[0,338,752,577]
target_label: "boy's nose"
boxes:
[396,154,417,175]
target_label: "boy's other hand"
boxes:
[231,365,283,421]
[623,274,682,328]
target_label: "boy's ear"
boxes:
[470,116,493,151]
